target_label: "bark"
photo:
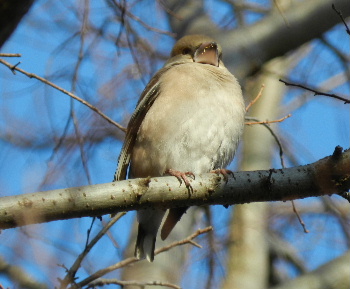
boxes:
[0,148,349,230]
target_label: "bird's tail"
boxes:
[161,207,188,240]
[134,208,165,262]
[135,225,156,262]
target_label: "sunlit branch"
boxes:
[245,114,291,125]
[86,278,181,289]
[0,53,21,57]
[0,148,349,230]
[246,84,265,112]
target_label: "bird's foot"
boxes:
[165,169,195,188]
[211,168,234,183]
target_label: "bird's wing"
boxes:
[114,65,176,181]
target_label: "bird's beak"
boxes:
[193,42,219,67]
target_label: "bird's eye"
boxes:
[182,48,191,55]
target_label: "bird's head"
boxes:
[169,34,222,67]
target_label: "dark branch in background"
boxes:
[0,58,127,132]
[110,0,176,37]
[70,0,93,186]
[319,36,350,93]
[332,4,350,35]
[279,79,350,104]
[0,0,34,48]
[59,213,126,289]
[164,0,350,80]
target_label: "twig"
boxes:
[112,0,176,37]
[279,79,350,104]
[0,53,21,57]
[247,113,307,232]
[244,116,286,168]
[156,0,183,20]
[291,200,309,233]
[155,226,213,256]
[71,0,93,186]
[59,213,126,289]
[332,4,350,36]
[74,226,212,288]
[87,278,181,289]
[0,58,127,132]
[246,84,265,112]
[245,114,291,125]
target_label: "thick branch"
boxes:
[165,0,350,79]
[270,250,350,289]
[0,148,349,230]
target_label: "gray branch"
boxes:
[0,148,349,230]
[270,250,350,289]
[164,0,350,79]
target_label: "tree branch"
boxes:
[0,148,349,230]
[270,250,350,289]
[164,0,350,79]
[279,79,350,104]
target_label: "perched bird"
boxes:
[114,34,246,262]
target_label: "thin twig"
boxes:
[74,226,212,288]
[279,79,350,104]
[244,116,286,168]
[0,53,21,57]
[60,213,126,289]
[71,0,93,186]
[156,0,183,20]
[332,4,350,36]
[0,58,127,132]
[291,200,309,233]
[155,226,213,256]
[245,114,291,125]
[246,84,265,112]
[87,278,181,289]
[112,0,176,37]
[247,113,308,232]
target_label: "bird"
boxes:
[114,34,246,262]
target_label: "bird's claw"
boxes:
[211,168,234,183]
[165,169,195,188]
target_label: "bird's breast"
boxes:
[130,63,245,178]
